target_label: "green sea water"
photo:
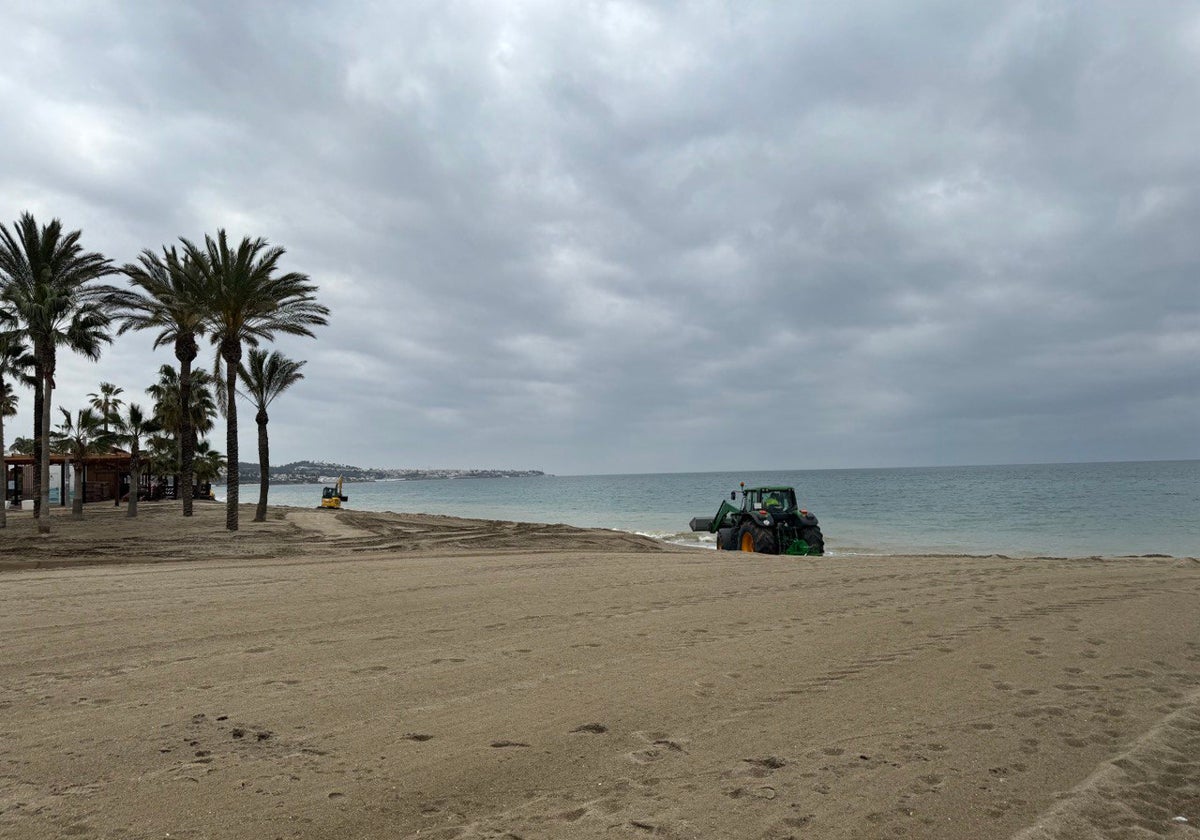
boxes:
[219,460,1199,558]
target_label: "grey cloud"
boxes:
[1,1,1196,474]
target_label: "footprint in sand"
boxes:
[743,756,787,770]
[570,723,608,734]
[653,738,686,752]
[630,738,685,764]
[726,785,776,800]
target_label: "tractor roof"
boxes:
[745,485,795,492]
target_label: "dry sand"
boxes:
[1,502,1198,839]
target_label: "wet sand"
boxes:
[1,503,1198,839]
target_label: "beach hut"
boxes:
[4,449,139,508]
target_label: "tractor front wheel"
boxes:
[716,527,735,551]
[739,523,778,554]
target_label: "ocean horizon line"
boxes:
[226,455,1199,484]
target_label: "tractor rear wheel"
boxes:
[800,526,824,555]
[739,523,778,554]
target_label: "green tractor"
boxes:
[690,484,825,555]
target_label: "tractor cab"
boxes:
[743,486,797,514]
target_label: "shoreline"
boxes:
[2,502,1198,837]
[3,501,1193,570]
[210,461,1200,560]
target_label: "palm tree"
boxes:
[2,301,43,517]
[52,407,116,520]
[88,381,125,505]
[0,384,17,526]
[87,382,124,433]
[117,403,158,518]
[0,328,36,528]
[238,348,306,522]
[146,363,218,497]
[120,247,210,516]
[147,364,218,443]
[143,431,177,496]
[0,213,124,533]
[186,230,327,531]
[192,439,226,489]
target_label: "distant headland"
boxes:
[234,460,546,485]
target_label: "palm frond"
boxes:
[237,348,307,411]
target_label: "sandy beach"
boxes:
[1,503,1198,839]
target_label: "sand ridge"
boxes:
[1011,687,1200,839]
[1,503,1198,839]
[0,502,672,571]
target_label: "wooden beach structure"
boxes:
[5,451,214,508]
[4,450,141,507]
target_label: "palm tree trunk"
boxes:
[255,409,269,522]
[178,338,196,517]
[127,447,139,518]
[223,343,240,532]
[0,412,7,529]
[72,456,84,520]
[37,360,52,534]
[32,374,42,519]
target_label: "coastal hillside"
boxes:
[234,460,545,485]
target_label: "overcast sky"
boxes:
[2,1,1197,475]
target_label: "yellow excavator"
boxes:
[319,476,349,509]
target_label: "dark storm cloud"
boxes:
[2,1,1196,473]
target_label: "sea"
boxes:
[215,460,1199,558]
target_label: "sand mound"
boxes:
[0,502,671,571]
[1010,689,1200,838]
